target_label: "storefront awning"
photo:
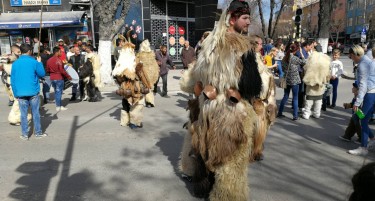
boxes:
[0,11,85,29]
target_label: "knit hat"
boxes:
[227,0,250,16]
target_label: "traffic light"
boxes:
[295,8,302,25]
[295,8,302,39]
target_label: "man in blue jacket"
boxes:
[11,44,46,140]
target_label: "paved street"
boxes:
[0,57,374,201]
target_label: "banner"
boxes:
[10,0,61,6]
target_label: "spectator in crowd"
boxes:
[180,41,195,70]
[264,38,273,55]
[47,47,72,111]
[194,31,210,55]
[263,47,278,73]
[296,40,313,110]
[327,44,333,55]
[348,45,375,156]
[326,49,344,109]
[40,47,52,104]
[340,81,361,144]
[277,43,306,120]
[66,45,75,61]
[154,45,176,97]
[275,43,285,78]
[11,44,46,140]
[57,39,68,63]
[68,47,85,101]
[349,162,375,201]
[32,37,42,57]
[365,42,373,59]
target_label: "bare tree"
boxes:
[92,0,140,86]
[329,19,344,44]
[256,0,267,38]
[267,0,276,37]
[270,0,289,38]
[318,0,334,52]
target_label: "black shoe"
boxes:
[69,94,76,101]
[292,117,299,121]
[8,100,14,106]
[254,154,264,161]
[145,103,151,108]
[277,113,286,118]
[339,135,351,142]
[328,105,335,109]
[129,123,142,129]
[321,107,326,111]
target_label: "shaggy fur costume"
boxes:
[250,52,277,160]
[8,99,32,125]
[179,8,262,200]
[302,52,331,119]
[3,63,15,102]
[136,39,159,106]
[79,60,98,101]
[85,52,101,88]
[113,40,150,127]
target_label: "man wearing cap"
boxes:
[348,45,375,156]
[178,0,264,200]
[57,39,68,63]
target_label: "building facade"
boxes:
[0,0,91,55]
[346,0,375,43]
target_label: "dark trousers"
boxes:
[344,114,361,140]
[327,78,339,107]
[154,73,168,94]
[298,83,305,109]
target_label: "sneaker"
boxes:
[292,117,299,121]
[60,106,68,111]
[348,147,368,156]
[19,135,29,141]
[339,135,351,142]
[367,140,375,150]
[35,133,48,139]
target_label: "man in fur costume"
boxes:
[251,35,277,161]
[2,45,21,106]
[302,52,331,119]
[136,39,159,108]
[179,0,264,200]
[84,44,101,101]
[112,35,151,129]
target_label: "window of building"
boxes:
[348,18,353,26]
[357,15,364,25]
[348,1,354,10]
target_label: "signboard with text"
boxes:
[10,0,61,6]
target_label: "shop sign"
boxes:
[10,0,61,7]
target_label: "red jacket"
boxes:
[47,56,71,80]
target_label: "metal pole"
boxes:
[38,0,44,57]
[90,0,96,48]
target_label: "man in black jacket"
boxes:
[68,47,85,101]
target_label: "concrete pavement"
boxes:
[0,57,374,201]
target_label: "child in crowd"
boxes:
[339,81,361,144]
[326,49,344,109]
[264,47,278,74]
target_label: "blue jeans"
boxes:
[18,95,42,136]
[278,84,299,118]
[327,78,339,107]
[51,80,64,107]
[72,83,78,95]
[42,76,51,100]
[360,93,375,147]
[276,60,284,78]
